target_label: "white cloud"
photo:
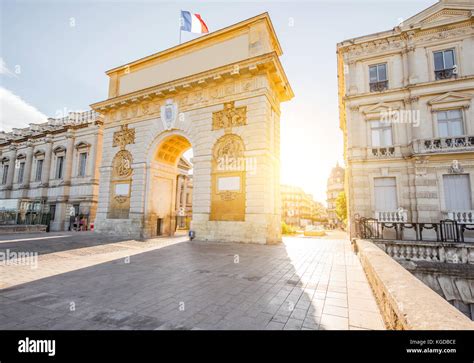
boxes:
[0,58,15,77]
[0,87,47,132]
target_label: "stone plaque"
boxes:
[217,176,241,191]
[115,183,130,196]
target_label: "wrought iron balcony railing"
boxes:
[413,135,474,154]
[435,68,457,80]
[354,216,474,243]
[369,80,388,92]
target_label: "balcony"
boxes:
[413,135,474,154]
[375,210,408,223]
[370,146,395,158]
[447,211,474,224]
[369,80,388,92]
[434,68,457,80]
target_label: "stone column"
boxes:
[401,49,409,87]
[63,133,75,185]
[182,176,188,209]
[41,138,53,186]
[407,48,417,84]
[347,60,358,95]
[409,97,421,141]
[181,176,188,228]
[5,146,17,189]
[88,140,97,178]
[22,142,34,187]
[177,175,183,209]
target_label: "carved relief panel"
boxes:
[108,124,135,219]
[210,134,246,221]
[212,101,247,131]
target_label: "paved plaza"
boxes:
[0,231,385,330]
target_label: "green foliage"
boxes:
[281,222,296,235]
[335,191,347,224]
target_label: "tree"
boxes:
[335,191,347,224]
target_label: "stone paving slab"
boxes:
[0,231,385,330]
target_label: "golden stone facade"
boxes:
[91,13,293,244]
[337,0,474,236]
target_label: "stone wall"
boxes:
[353,238,474,329]
[374,239,474,320]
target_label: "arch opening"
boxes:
[146,133,193,237]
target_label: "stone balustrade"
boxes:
[369,146,396,158]
[413,135,474,154]
[353,238,474,329]
[447,210,474,224]
[374,240,473,264]
[375,210,408,223]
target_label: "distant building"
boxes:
[176,158,193,230]
[281,184,325,227]
[326,163,345,228]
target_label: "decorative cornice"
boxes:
[338,18,473,60]
[91,52,293,113]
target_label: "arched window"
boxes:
[75,142,91,177]
[1,157,9,185]
[53,146,66,179]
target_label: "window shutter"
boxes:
[374,177,397,211]
[443,174,471,210]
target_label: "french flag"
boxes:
[180,10,209,34]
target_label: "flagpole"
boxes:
[179,10,182,44]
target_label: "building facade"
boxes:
[326,163,345,228]
[0,111,103,231]
[281,184,324,227]
[0,14,292,244]
[0,110,194,233]
[90,13,293,243]
[337,0,474,236]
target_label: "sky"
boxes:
[0,0,435,203]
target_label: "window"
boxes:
[437,110,463,137]
[374,177,397,211]
[56,156,64,179]
[434,49,455,71]
[78,152,87,177]
[434,49,456,80]
[369,63,388,91]
[369,63,387,83]
[371,121,393,147]
[443,174,471,210]
[17,162,25,184]
[2,164,9,185]
[35,159,43,181]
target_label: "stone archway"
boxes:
[91,13,293,244]
[143,132,193,238]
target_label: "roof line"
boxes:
[105,12,282,75]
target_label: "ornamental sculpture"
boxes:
[213,134,245,161]
[113,150,133,178]
[212,101,247,130]
[113,124,135,150]
[112,124,135,178]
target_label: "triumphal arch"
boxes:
[91,13,293,244]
